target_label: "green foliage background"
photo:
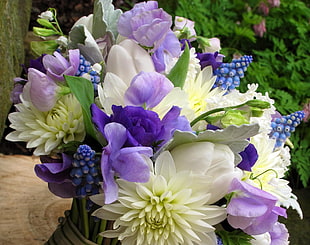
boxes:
[158,0,310,188]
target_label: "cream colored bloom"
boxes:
[6,94,85,156]
[243,133,303,218]
[93,151,227,245]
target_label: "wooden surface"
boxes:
[0,154,71,245]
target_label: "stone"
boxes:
[0,0,32,139]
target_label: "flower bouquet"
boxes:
[6,1,306,244]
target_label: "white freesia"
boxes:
[6,94,85,156]
[38,10,54,21]
[93,151,227,245]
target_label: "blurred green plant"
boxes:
[159,0,310,188]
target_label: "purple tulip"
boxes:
[117,1,172,51]
[28,68,58,111]
[196,51,224,71]
[43,49,80,81]
[29,54,47,73]
[237,143,258,171]
[124,71,173,108]
[227,178,287,235]
[100,122,153,204]
[34,154,76,198]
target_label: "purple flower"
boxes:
[253,19,266,38]
[27,68,58,111]
[43,49,80,81]
[101,122,153,204]
[91,104,191,149]
[10,77,27,104]
[196,51,224,71]
[151,31,181,73]
[117,1,172,51]
[29,55,47,73]
[227,178,287,235]
[270,222,289,245]
[34,154,76,198]
[124,71,173,108]
[237,143,258,171]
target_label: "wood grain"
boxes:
[0,154,71,245]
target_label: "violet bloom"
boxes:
[29,54,47,73]
[196,52,224,71]
[227,178,287,235]
[10,77,27,104]
[253,19,266,38]
[27,68,58,111]
[117,1,172,51]
[269,222,289,245]
[237,143,258,171]
[100,122,153,204]
[34,154,76,198]
[259,2,270,16]
[268,0,280,7]
[43,49,80,81]
[91,104,191,149]
[151,31,181,73]
[124,71,174,108]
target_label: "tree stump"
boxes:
[0,0,32,139]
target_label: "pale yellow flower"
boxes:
[6,94,85,156]
[93,151,227,245]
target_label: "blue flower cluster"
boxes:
[213,55,253,92]
[70,145,101,199]
[76,55,101,91]
[270,111,305,148]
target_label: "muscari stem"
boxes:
[80,198,90,239]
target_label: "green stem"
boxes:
[96,219,107,245]
[190,102,248,127]
[70,198,79,226]
[111,238,119,245]
[80,198,90,239]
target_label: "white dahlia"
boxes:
[93,151,227,245]
[6,94,85,156]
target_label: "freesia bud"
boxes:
[38,10,54,21]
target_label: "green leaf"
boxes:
[37,18,55,29]
[217,230,253,245]
[33,27,59,37]
[92,0,122,40]
[166,44,190,88]
[64,75,97,141]
[30,40,59,56]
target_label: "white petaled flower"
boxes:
[243,133,303,218]
[93,151,227,245]
[38,10,54,21]
[6,94,85,156]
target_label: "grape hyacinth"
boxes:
[70,145,101,209]
[217,236,224,245]
[76,55,101,91]
[213,55,253,92]
[270,111,305,148]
